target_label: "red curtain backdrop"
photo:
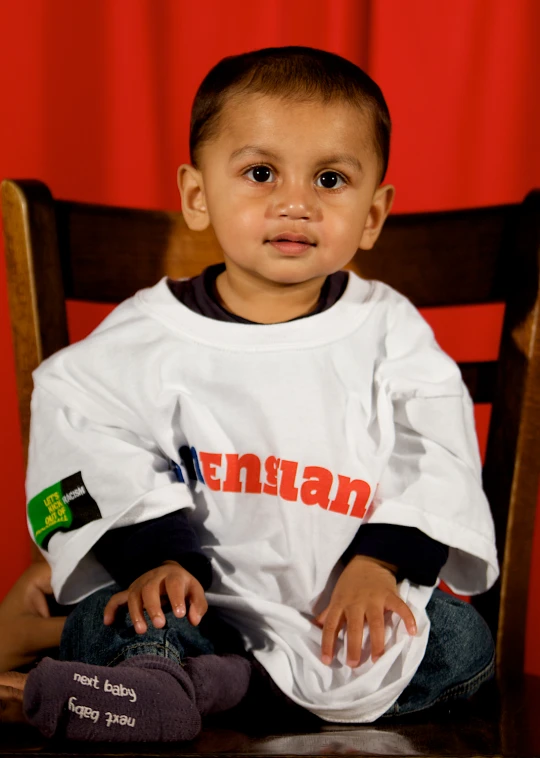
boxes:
[1,0,539,672]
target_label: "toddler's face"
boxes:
[180,93,392,286]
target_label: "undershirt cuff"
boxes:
[93,510,213,590]
[343,523,449,586]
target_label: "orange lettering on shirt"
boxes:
[279,460,299,501]
[300,466,333,508]
[263,456,280,496]
[199,452,222,491]
[223,454,262,493]
[329,475,370,517]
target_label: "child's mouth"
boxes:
[267,235,316,255]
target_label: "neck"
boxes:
[215,265,326,324]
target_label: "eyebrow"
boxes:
[229,145,363,173]
[317,153,363,173]
[229,146,280,163]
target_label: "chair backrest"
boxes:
[2,178,539,682]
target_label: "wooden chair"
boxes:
[1,178,539,757]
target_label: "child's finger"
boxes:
[141,582,166,629]
[386,595,417,635]
[127,591,148,634]
[0,671,28,696]
[344,608,367,667]
[186,580,208,626]
[165,575,187,618]
[28,587,51,618]
[320,606,343,665]
[313,606,329,629]
[0,683,24,704]
[103,590,129,625]
[365,606,386,661]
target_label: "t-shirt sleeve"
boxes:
[367,291,499,595]
[26,377,194,605]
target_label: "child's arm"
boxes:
[317,525,447,667]
[26,350,201,605]
[343,524,449,586]
[102,560,208,634]
[314,556,417,668]
[91,509,212,636]
[93,509,212,592]
[368,290,498,598]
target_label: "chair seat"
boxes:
[1,676,539,757]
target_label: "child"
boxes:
[17,46,497,740]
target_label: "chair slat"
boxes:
[55,200,223,302]
[57,200,520,308]
[349,204,519,307]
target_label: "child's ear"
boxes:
[177,164,210,231]
[358,184,395,250]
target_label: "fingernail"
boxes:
[347,659,360,668]
[175,606,185,617]
[321,655,331,665]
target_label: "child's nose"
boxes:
[273,183,319,220]
[278,202,311,220]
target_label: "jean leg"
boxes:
[382,589,495,717]
[59,584,215,667]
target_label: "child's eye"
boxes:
[315,171,346,189]
[245,165,275,183]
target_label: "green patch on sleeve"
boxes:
[28,481,73,547]
[28,472,101,550]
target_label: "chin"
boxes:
[257,260,323,284]
[265,271,322,286]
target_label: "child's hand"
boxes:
[0,562,67,672]
[103,560,208,634]
[314,555,416,667]
[1,561,55,619]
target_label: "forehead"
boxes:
[201,93,376,166]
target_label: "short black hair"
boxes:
[189,46,391,182]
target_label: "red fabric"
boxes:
[370,0,540,212]
[0,0,539,673]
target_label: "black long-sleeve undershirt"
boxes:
[93,510,213,590]
[93,509,448,590]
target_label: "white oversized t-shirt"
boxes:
[26,272,498,722]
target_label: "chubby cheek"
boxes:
[211,200,266,255]
[320,210,366,260]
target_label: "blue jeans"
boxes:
[383,589,495,716]
[59,586,494,719]
[59,587,223,667]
